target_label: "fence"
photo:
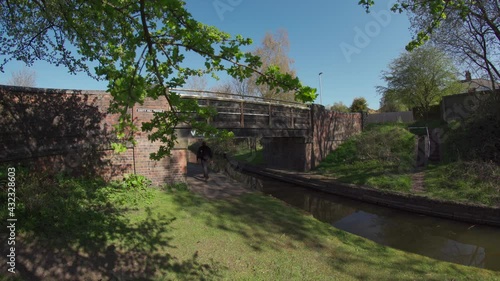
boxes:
[365,111,414,124]
[172,88,308,108]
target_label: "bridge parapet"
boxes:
[176,89,311,137]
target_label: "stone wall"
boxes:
[0,85,187,185]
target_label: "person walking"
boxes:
[197,141,213,180]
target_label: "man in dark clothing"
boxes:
[196,141,213,180]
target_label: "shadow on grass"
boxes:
[175,162,500,279]
[169,189,481,279]
[325,248,474,281]
[0,173,222,281]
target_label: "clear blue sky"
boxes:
[0,0,413,109]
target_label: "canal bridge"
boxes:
[0,85,362,185]
[174,89,362,171]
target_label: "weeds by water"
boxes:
[425,161,500,206]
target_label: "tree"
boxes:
[185,75,208,91]
[0,1,316,159]
[330,102,350,113]
[231,29,298,102]
[7,68,37,87]
[378,92,407,112]
[408,0,500,88]
[358,1,482,51]
[377,46,461,117]
[350,97,368,112]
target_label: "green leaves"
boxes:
[358,0,472,51]
[1,0,316,160]
[256,65,317,103]
[379,45,459,115]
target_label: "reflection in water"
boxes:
[243,172,500,271]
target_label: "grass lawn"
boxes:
[2,174,499,280]
[424,162,500,206]
[316,159,413,193]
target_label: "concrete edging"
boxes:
[237,163,500,227]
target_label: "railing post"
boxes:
[269,104,272,128]
[291,107,294,128]
[240,101,244,128]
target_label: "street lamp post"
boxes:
[318,72,323,105]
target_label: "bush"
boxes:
[0,167,154,236]
[321,123,415,173]
[97,173,154,207]
[355,124,415,167]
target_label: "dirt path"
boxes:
[411,168,426,193]
[186,162,252,199]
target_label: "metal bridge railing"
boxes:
[171,88,309,109]
[171,88,311,130]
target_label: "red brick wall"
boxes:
[0,85,187,185]
[310,104,362,170]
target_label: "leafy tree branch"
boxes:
[0,0,316,160]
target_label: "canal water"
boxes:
[243,171,500,271]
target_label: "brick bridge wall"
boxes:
[1,86,362,182]
[262,105,362,171]
[0,85,186,186]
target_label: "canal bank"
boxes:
[232,161,500,227]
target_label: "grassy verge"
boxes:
[316,123,415,192]
[315,122,500,206]
[425,161,500,206]
[317,159,412,192]
[2,170,500,280]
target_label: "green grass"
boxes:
[408,119,449,130]
[315,122,500,206]
[2,171,500,280]
[316,123,415,192]
[232,148,264,165]
[149,189,500,280]
[425,161,500,206]
[317,159,412,192]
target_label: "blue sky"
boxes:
[0,0,413,109]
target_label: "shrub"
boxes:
[96,173,154,207]
[0,167,155,236]
[349,124,416,171]
[318,123,416,173]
